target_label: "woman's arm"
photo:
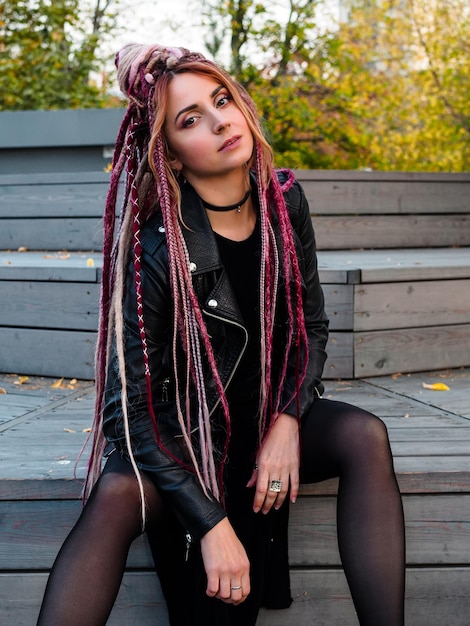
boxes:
[104,241,227,541]
[279,179,329,416]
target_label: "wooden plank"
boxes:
[2,568,470,626]
[353,324,470,377]
[0,327,96,379]
[0,183,109,217]
[0,171,112,185]
[354,279,470,331]
[0,281,99,331]
[322,284,353,330]
[297,178,470,214]
[364,368,470,419]
[0,252,102,282]
[313,215,470,250]
[0,572,169,626]
[2,494,469,570]
[317,248,470,283]
[323,331,354,379]
[288,495,470,567]
[294,169,470,183]
[0,218,104,251]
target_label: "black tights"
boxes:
[37,399,405,625]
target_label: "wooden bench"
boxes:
[1,369,470,625]
[296,170,470,378]
[0,170,469,379]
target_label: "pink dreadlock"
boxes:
[83,43,309,517]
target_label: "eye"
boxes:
[216,93,231,107]
[182,114,199,128]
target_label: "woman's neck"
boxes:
[186,169,256,241]
[205,195,257,242]
[185,168,250,209]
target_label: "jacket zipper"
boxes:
[203,310,248,417]
[185,532,193,561]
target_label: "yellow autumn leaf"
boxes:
[422,382,450,391]
[51,377,64,388]
[86,258,95,267]
[0,387,7,394]
[14,376,29,385]
[83,427,92,433]
[64,428,76,433]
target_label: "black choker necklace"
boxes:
[202,189,251,213]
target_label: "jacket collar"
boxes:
[179,182,224,276]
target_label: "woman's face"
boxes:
[164,72,254,183]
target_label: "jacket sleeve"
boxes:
[103,237,227,541]
[279,179,329,417]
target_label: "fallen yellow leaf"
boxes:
[0,387,7,394]
[51,377,64,388]
[14,376,29,385]
[422,382,450,391]
[83,427,92,433]
[64,428,76,433]
[17,246,28,252]
[86,258,95,267]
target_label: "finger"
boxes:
[205,571,219,598]
[289,468,300,504]
[246,465,258,488]
[252,470,269,512]
[263,477,290,514]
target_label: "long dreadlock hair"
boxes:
[83,43,309,522]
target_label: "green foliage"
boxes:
[201,0,470,171]
[0,0,117,110]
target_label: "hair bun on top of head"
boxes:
[115,43,207,107]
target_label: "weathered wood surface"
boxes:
[313,215,470,249]
[295,169,470,215]
[353,323,470,377]
[0,217,104,250]
[0,281,100,330]
[353,279,470,330]
[1,369,469,624]
[0,251,102,282]
[2,568,470,626]
[0,328,96,379]
[317,248,470,283]
[2,493,469,570]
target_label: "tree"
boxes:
[0,0,118,110]
[200,0,470,171]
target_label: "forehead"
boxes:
[167,72,222,107]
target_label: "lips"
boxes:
[219,135,242,151]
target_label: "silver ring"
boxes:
[231,585,242,591]
[269,479,282,493]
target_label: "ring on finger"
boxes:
[269,479,282,493]
[231,585,242,591]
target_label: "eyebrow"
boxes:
[174,85,225,124]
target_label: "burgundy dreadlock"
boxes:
[83,43,309,519]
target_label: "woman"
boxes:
[37,44,405,626]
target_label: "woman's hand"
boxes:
[200,517,250,604]
[246,412,300,514]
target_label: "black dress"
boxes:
[149,217,292,626]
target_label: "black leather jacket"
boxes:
[102,172,329,540]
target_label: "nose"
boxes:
[213,111,229,133]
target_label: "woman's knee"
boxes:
[341,406,393,468]
[89,454,162,527]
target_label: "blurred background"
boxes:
[1,0,469,171]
